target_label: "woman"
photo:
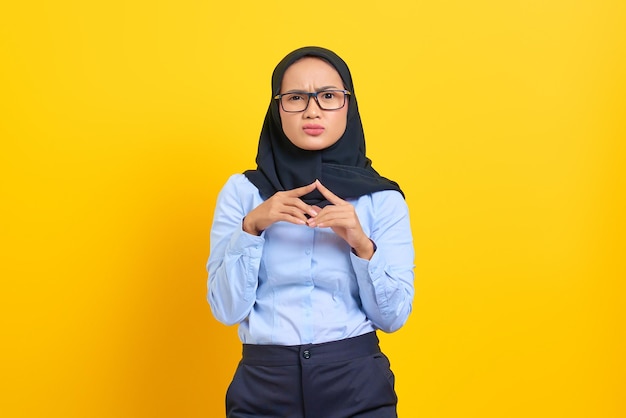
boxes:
[207,46,414,417]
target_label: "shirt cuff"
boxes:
[350,241,383,281]
[229,227,264,257]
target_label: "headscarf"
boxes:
[244,46,403,207]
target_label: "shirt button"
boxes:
[302,350,311,359]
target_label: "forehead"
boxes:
[281,57,343,88]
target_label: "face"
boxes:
[278,57,349,151]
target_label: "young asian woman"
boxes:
[207,46,415,418]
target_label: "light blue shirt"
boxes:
[207,174,415,345]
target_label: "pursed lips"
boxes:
[302,124,325,136]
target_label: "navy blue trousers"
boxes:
[225,332,398,418]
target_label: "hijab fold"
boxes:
[244,46,403,207]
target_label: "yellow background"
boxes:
[1,1,624,417]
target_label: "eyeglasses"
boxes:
[274,89,351,113]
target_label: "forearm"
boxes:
[351,192,415,332]
[207,229,263,325]
[352,247,414,332]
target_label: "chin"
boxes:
[291,139,322,151]
[295,137,340,151]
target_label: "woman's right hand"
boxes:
[242,181,319,236]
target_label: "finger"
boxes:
[311,213,350,228]
[308,208,349,227]
[283,200,318,221]
[282,196,318,218]
[282,212,309,225]
[283,181,317,198]
[267,203,310,226]
[314,180,345,205]
[314,204,360,226]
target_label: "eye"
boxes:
[321,91,336,100]
[286,94,303,101]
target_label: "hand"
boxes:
[306,180,375,259]
[243,182,319,235]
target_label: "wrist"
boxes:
[242,217,262,236]
[352,238,376,260]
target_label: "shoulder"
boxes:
[352,190,409,229]
[371,189,406,205]
[221,173,258,192]
[356,189,407,211]
[216,173,263,208]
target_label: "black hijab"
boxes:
[244,46,403,207]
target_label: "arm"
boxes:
[307,181,415,332]
[207,177,263,325]
[350,191,415,332]
[207,176,319,325]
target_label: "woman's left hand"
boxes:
[307,180,375,260]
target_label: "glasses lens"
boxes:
[278,90,348,112]
[316,90,346,110]
[280,93,309,112]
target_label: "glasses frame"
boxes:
[274,89,351,113]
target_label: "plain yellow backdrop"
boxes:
[1,1,624,417]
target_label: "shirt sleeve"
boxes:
[207,175,264,325]
[350,191,415,332]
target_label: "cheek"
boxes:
[279,114,299,142]
[278,110,290,132]
[281,118,293,133]
[332,111,348,136]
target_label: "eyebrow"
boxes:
[283,85,342,94]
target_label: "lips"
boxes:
[302,124,325,136]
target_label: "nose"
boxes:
[303,96,322,118]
